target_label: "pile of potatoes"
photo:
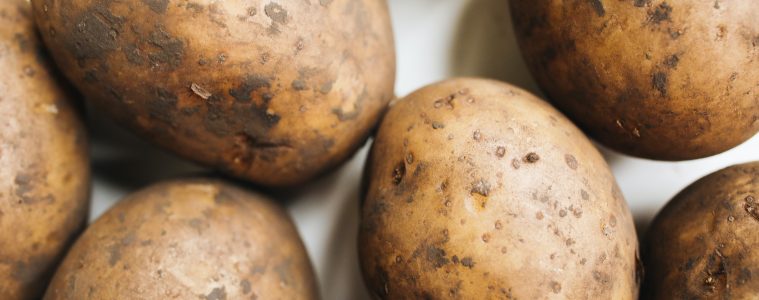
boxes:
[0,0,756,298]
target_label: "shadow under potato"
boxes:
[449,0,542,96]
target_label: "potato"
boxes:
[510,1,759,160]
[44,179,318,299]
[31,0,396,186]
[359,78,640,299]
[0,1,90,299]
[643,162,759,299]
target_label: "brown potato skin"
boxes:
[510,1,759,160]
[359,78,640,299]
[44,179,318,299]
[0,1,90,299]
[643,162,759,299]
[31,0,396,186]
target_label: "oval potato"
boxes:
[359,78,640,299]
[31,0,396,186]
[510,1,759,160]
[0,1,90,299]
[643,162,759,299]
[44,179,318,299]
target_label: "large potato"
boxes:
[45,179,318,299]
[31,0,396,186]
[643,162,759,299]
[510,1,759,160]
[0,1,90,299]
[359,78,640,299]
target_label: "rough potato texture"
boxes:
[44,179,318,299]
[0,1,90,299]
[359,78,640,299]
[31,0,396,186]
[510,1,759,160]
[643,162,759,299]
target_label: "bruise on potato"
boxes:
[510,1,759,160]
[31,0,396,186]
[44,179,318,300]
[0,1,90,299]
[359,78,639,299]
[643,162,759,299]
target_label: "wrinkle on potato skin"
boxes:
[31,0,396,186]
[0,0,90,299]
[359,78,639,299]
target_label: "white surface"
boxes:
[88,1,759,299]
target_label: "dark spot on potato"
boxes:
[496,147,506,158]
[648,2,672,24]
[392,161,406,185]
[147,27,185,69]
[511,159,521,169]
[472,130,481,141]
[205,286,227,300]
[565,154,578,170]
[319,0,333,7]
[581,189,590,200]
[141,0,170,14]
[593,271,611,285]
[240,279,252,294]
[536,211,544,220]
[461,257,474,269]
[426,245,449,269]
[68,6,123,61]
[634,0,651,7]
[432,122,445,129]
[470,179,491,197]
[565,238,575,246]
[744,196,759,222]
[652,72,668,97]
[320,81,334,94]
[291,79,307,91]
[123,44,145,65]
[559,210,567,217]
[663,54,680,69]
[524,152,540,163]
[265,3,288,24]
[550,281,562,293]
[589,0,605,17]
[229,75,271,102]
[11,255,49,283]
[481,233,490,243]
[495,220,503,230]
[147,86,178,124]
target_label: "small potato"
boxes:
[44,179,318,299]
[510,1,759,160]
[643,162,759,299]
[31,0,396,186]
[0,1,90,299]
[359,78,640,299]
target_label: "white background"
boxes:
[88,1,759,299]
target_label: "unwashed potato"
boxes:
[31,0,396,186]
[0,0,90,299]
[510,1,759,160]
[359,78,640,299]
[44,179,318,299]
[643,162,759,299]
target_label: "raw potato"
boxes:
[44,179,318,299]
[510,1,759,160]
[31,0,396,186]
[359,78,640,299]
[643,162,759,299]
[0,1,90,299]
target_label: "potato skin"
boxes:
[643,162,759,299]
[31,0,396,186]
[510,1,759,160]
[0,1,90,299]
[44,179,318,299]
[359,78,639,299]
